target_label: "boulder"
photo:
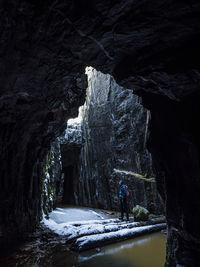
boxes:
[132,205,149,221]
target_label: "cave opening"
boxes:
[0,59,167,265]
[50,66,163,215]
[61,144,82,205]
[34,66,167,266]
[63,165,75,204]
[40,66,165,216]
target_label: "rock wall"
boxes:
[74,68,162,213]
[41,139,62,216]
[142,92,200,266]
[0,0,87,249]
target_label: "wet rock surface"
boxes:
[72,69,162,213]
[0,1,200,265]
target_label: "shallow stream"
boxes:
[47,232,166,267]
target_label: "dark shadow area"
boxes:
[63,165,76,204]
[60,144,81,204]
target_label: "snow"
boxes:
[53,211,66,215]
[42,216,121,236]
[65,221,158,243]
[71,223,166,251]
[42,207,118,235]
[47,207,112,224]
[42,207,166,252]
[77,225,159,243]
[42,217,70,236]
[90,210,104,219]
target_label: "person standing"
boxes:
[119,180,129,221]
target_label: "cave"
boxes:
[1,1,200,266]
[61,144,81,205]
[63,165,76,204]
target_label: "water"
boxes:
[82,232,166,267]
[49,232,166,267]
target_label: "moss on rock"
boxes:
[132,205,149,221]
[41,141,62,216]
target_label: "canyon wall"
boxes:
[73,68,162,213]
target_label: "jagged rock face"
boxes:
[144,93,200,266]
[41,139,63,215]
[0,83,85,249]
[1,1,200,265]
[74,68,162,213]
[0,1,87,248]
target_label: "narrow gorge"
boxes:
[60,67,162,214]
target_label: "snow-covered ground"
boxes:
[42,206,118,235]
[48,206,110,223]
[42,206,166,251]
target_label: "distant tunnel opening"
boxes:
[63,165,75,204]
[60,145,81,205]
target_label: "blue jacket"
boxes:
[119,184,126,199]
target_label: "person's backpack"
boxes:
[126,186,130,197]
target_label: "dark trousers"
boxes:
[120,197,129,220]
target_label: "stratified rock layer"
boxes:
[1,1,200,265]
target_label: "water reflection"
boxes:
[78,233,166,267]
[79,237,151,261]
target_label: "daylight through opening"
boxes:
[40,67,166,266]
